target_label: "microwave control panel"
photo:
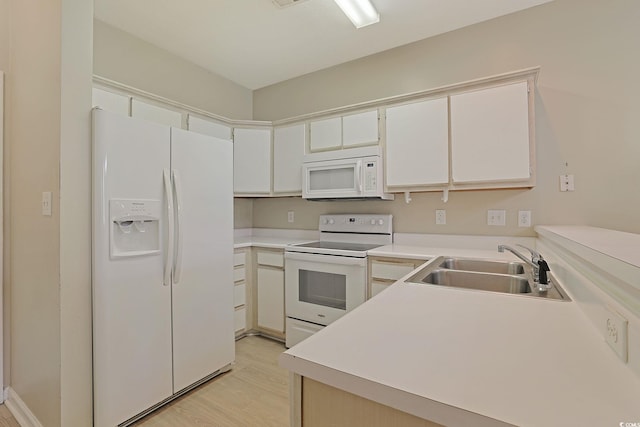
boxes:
[363,160,377,192]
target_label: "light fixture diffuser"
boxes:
[333,0,380,29]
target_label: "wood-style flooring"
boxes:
[134,335,290,427]
[0,405,19,427]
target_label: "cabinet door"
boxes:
[131,99,182,128]
[273,124,305,194]
[310,117,341,151]
[233,127,271,194]
[343,110,379,147]
[450,81,530,183]
[92,87,130,115]
[385,98,449,187]
[257,267,285,333]
[188,115,232,140]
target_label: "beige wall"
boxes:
[234,198,253,229]
[9,1,62,425]
[93,19,253,120]
[252,0,640,235]
[2,1,93,426]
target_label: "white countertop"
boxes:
[280,254,640,426]
[233,228,318,249]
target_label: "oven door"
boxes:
[285,251,367,326]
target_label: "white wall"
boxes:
[252,0,640,235]
[94,19,253,120]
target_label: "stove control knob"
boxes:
[328,219,335,225]
[321,218,328,225]
[378,219,384,225]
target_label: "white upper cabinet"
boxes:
[309,109,379,152]
[450,81,531,183]
[131,99,183,128]
[187,115,232,140]
[342,110,379,147]
[233,127,272,195]
[385,98,449,188]
[273,123,305,194]
[92,88,130,116]
[310,117,341,151]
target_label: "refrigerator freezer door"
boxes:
[170,127,235,392]
[92,109,173,427]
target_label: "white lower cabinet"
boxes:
[368,257,428,298]
[256,249,285,337]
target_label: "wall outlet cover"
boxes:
[604,306,628,363]
[287,211,295,223]
[435,209,446,225]
[518,210,532,227]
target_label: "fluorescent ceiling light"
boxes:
[334,0,380,29]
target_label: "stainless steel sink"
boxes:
[421,269,531,294]
[439,258,525,275]
[405,256,569,301]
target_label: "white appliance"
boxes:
[302,146,394,200]
[92,109,235,427]
[285,214,393,347]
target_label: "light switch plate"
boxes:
[604,306,628,363]
[560,174,575,192]
[435,209,446,225]
[487,210,506,226]
[287,211,295,223]
[42,192,52,216]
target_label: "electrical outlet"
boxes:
[487,210,506,226]
[604,306,628,362]
[518,210,532,227]
[287,211,295,223]
[435,209,446,225]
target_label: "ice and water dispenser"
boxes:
[110,199,161,258]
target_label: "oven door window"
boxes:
[298,269,346,310]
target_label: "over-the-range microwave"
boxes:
[302,146,394,201]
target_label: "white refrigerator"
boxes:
[92,109,235,427]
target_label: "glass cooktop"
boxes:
[290,241,383,252]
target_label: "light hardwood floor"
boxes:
[0,405,18,427]
[134,335,290,427]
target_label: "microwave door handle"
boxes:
[356,160,363,193]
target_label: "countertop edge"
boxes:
[279,353,515,427]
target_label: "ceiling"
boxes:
[94,0,553,90]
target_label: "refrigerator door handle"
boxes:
[163,169,175,286]
[172,169,184,284]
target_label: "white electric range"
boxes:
[284,214,393,347]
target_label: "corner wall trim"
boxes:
[4,387,44,427]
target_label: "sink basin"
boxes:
[404,256,569,300]
[439,258,525,275]
[418,269,531,294]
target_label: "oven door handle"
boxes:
[285,251,367,266]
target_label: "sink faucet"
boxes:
[498,244,551,291]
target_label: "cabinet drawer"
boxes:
[233,266,246,283]
[257,251,284,268]
[371,280,392,298]
[233,251,245,267]
[234,306,246,333]
[234,283,246,308]
[371,261,415,281]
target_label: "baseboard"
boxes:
[4,387,44,427]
